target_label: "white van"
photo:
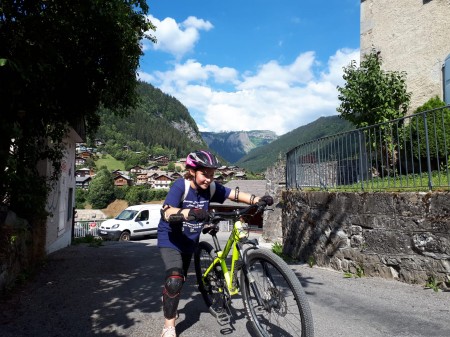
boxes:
[98,204,162,241]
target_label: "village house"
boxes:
[114,174,132,187]
[75,167,92,177]
[77,150,93,160]
[129,165,145,174]
[136,173,149,185]
[75,176,92,189]
[75,156,87,167]
[150,173,173,189]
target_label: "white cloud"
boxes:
[144,15,213,59]
[139,48,360,135]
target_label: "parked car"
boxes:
[98,204,162,241]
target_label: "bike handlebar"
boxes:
[167,201,270,225]
[209,201,269,222]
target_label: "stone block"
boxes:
[363,229,413,254]
[361,193,395,214]
[428,192,450,216]
[393,192,429,216]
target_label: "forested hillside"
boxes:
[95,81,206,159]
[237,116,355,172]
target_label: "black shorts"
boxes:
[159,247,193,277]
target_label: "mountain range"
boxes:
[95,81,355,173]
[201,130,278,163]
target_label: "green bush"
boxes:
[405,96,450,160]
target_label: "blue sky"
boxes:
[138,0,361,136]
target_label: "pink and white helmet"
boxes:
[186,150,220,169]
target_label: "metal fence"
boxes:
[286,105,450,191]
[74,220,105,238]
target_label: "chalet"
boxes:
[150,174,173,189]
[75,156,87,166]
[146,165,159,170]
[129,165,145,174]
[234,172,247,180]
[136,173,148,185]
[111,169,127,177]
[154,155,169,166]
[94,139,104,147]
[170,172,183,180]
[75,167,92,177]
[214,174,225,183]
[75,176,92,189]
[78,151,92,160]
[114,174,132,187]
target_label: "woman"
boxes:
[157,150,273,337]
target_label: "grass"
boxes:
[271,242,295,263]
[95,154,125,171]
[303,170,449,193]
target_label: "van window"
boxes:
[116,210,138,220]
[137,210,149,221]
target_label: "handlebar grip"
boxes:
[168,214,185,224]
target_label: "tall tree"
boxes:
[0,0,155,219]
[337,50,411,128]
[87,167,115,209]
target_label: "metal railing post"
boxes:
[423,112,433,190]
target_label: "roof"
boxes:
[76,176,91,183]
[211,180,267,206]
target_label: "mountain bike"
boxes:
[193,202,314,337]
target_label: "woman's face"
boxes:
[192,168,215,189]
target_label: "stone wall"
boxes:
[262,158,285,243]
[281,190,450,286]
[0,208,46,294]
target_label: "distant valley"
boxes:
[201,130,278,163]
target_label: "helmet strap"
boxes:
[192,170,202,191]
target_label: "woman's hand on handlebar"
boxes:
[256,195,274,206]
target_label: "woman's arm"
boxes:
[227,188,261,205]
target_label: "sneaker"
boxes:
[161,326,176,337]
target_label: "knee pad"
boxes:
[163,268,184,319]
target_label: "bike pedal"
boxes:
[209,306,231,325]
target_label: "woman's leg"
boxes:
[159,248,193,331]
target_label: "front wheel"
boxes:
[241,249,314,337]
[119,231,131,241]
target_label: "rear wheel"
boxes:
[194,241,226,312]
[241,249,314,337]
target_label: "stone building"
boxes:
[360,0,450,111]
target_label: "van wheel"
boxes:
[119,231,131,241]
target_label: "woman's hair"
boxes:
[183,170,194,180]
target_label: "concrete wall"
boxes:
[360,0,450,111]
[43,128,81,254]
[282,190,450,286]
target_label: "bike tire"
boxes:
[241,249,314,337]
[194,241,225,311]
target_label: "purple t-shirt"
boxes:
[157,178,231,253]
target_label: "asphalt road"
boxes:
[0,231,449,337]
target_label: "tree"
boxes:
[87,167,115,209]
[0,0,155,219]
[337,50,411,128]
